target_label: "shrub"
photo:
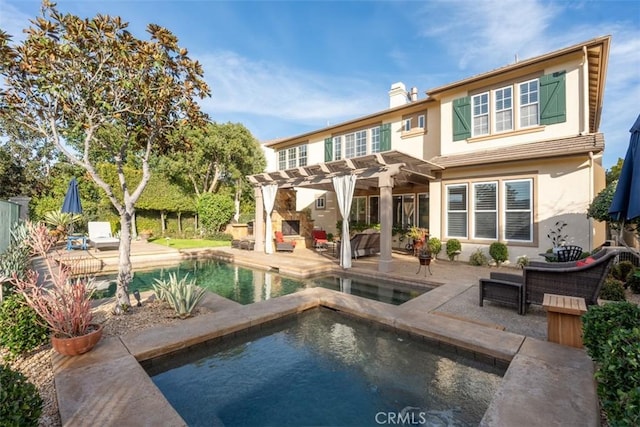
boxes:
[0,221,31,297]
[197,193,234,234]
[599,278,626,302]
[489,242,509,266]
[203,232,234,241]
[627,269,640,293]
[445,239,461,261]
[611,261,635,283]
[0,294,49,357]
[595,327,640,426]
[468,249,488,266]
[427,237,442,259]
[0,363,42,426]
[582,302,640,362]
[152,273,206,318]
[516,255,530,269]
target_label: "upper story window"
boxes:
[371,127,380,153]
[404,119,412,132]
[519,79,539,127]
[418,115,425,129]
[355,130,367,157]
[333,136,342,161]
[277,143,308,170]
[453,71,566,141]
[324,124,391,162]
[472,93,489,136]
[494,86,513,132]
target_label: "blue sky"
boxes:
[1,0,639,169]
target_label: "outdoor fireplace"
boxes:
[282,220,300,236]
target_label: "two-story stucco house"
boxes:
[248,36,611,272]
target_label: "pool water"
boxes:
[147,309,505,426]
[95,259,427,305]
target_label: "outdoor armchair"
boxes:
[481,249,618,313]
[274,231,296,252]
[312,229,329,249]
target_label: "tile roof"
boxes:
[429,133,604,168]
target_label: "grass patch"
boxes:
[148,238,230,249]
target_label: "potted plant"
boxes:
[417,245,432,265]
[13,221,102,356]
[547,221,568,253]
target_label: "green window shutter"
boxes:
[380,123,391,152]
[452,97,471,141]
[540,71,566,125]
[324,137,333,162]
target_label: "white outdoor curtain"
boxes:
[261,184,278,254]
[333,174,357,268]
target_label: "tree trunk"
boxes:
[114,210,133,311]
[131,211,137,239]
[178,212,182,233]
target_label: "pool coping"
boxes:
[52,286,599,426]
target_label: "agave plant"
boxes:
[152,273,206,318]
[43,210,83,235]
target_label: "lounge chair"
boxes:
[87,221,120,251]
[312,229,329,249]
[480,249,618,313]
[275,231,295,252]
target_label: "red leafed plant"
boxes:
[13,221,95,338]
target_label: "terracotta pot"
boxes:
[51,324,103,356]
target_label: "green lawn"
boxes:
[148,238,230,249]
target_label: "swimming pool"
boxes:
[95,259,428,305]
[147,308,505,426]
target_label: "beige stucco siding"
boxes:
[434,154,597,264]
[438,58,585,158]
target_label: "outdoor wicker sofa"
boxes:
[480,248,619,314]
[350,231,380,259]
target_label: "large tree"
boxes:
[0,1,210,310]
[165,121,266,221]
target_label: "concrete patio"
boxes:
[52,241,600,426]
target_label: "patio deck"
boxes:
[52,241,599,426]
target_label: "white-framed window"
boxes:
[404,118,412,132]
[277,144,308,170]
[315,196,325,210]
[298,145,307,167]
[333,136,342,161]
[473,182,497,239]
[287,147,297,169]
[418,114,425,129]
[446,184,468,238]
[472,93,489,136]
[345,134,355,159]
[355,130,367,157]
[519,79,539,127]
[393,194,415,228]
[370,126,380,153]
[350,196,367,223]
[503,179,532,242]
[494,87,513,132]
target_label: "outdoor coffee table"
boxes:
[479,277,524,315]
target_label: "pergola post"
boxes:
[378,171,394,273]
[253,186,265,252]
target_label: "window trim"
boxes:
[446,184,468,239]
[418,114,425,129]
[315,196,326,210]
[472,181,498,240]
[503,178,533,243]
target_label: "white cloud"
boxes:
[196,50,384,126]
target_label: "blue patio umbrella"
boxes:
[61,177,83,214]
[609,114,640,222]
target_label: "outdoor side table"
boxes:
[543,293,587,348]
[67,234,87,251]
[479,278,524,315]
